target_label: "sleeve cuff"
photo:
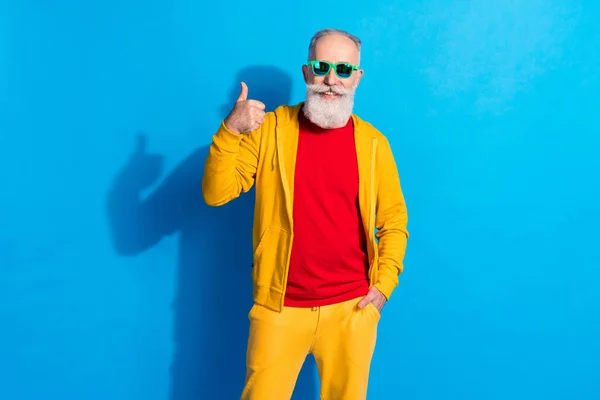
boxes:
[212,120,244,150]
[374,273,399,300]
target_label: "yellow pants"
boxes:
[240,296,380,400]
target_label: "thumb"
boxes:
[236,81,248,102]
[357,292,374,309]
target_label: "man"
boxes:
[202,28,409,400]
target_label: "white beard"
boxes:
[302,83,356,129]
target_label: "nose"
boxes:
[324,68,339,85]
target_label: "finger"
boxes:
[252,109,266,122]
[247,100,266,110]
[357,294,373,309]
[236,82,248,102]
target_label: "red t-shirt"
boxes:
[284,111,369,307]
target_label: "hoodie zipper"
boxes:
[369,137,378,285]
[276,124,295,310]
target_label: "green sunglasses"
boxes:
[307,60,359,79]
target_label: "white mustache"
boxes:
[308,84,353,96]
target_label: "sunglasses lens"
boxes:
[312,61,330,76]
[336,63,353,78]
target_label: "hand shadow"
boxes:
[105,65,316,400]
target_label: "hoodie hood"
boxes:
[273,102,303,128]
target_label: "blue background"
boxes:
[1,1,598,399]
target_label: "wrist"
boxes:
[223,118,241,135]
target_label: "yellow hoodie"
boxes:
[202,103,409,312]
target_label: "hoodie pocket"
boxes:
[252,227,291,289]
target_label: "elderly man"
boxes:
[202,28,409,400]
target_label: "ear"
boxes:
[302,64,309,84]
[354,69,364,88]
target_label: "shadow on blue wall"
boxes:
[105,65,316,400]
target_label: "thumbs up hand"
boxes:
[224,82,266,134]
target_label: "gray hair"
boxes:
[307,28,362,60]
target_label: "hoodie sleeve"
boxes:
[202,119,262,206]
[373,135,409,299]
